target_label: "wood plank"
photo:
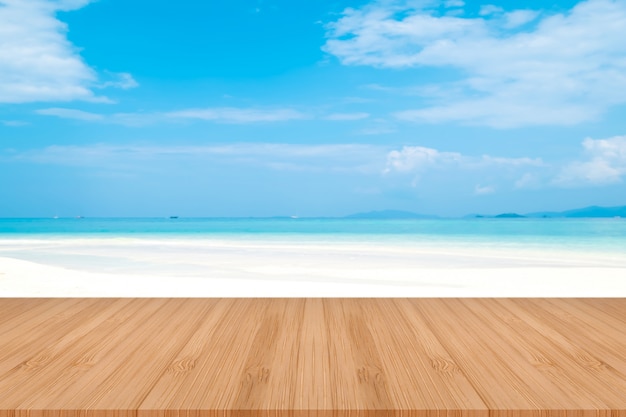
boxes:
[293,298,331,410]
[0,298,625,417]
[376,299,488,409]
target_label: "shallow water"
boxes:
[1,217,625,254]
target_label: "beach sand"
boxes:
[1,237,625,296]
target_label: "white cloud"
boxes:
[166,107,308,123]
[382,144,551,190]
[97,72,139,90]
[384,146,462,174]
[35,106,308,126]
[503,9,539,28]
[324,0,626,127]
[474,184,495,195]
[515,172,542,189]
[0,0,134,103]
[393,99,593,128]
[36,107,158,126]
[479,5,503,15]
[324,112,370,121]
[36,107,104,121]
[480,155,544,167]
[52,0,92,11]
[12,143,385,174]
[14,135,625,192]
[384,145,543,174]
[444,0,465,7]
[1,120,29,127]
[554,136,626,186]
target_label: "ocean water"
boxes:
[1,217,626,254]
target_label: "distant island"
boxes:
[344,205,626,219]
[494,213,526,218]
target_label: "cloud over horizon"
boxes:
[554,136,626,186]
[9,143,385,175]
[13,137,622,194]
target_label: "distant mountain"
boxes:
[466,212,526,219]
[524,211,563,218]
[347,205,626,219]
[561,205,626,218]
[494,213,526,218]
[345,210,437,219]
[527,205,626,218]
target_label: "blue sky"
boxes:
[1,0,625,217]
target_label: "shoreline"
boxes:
[1,235,625,297]
[2,256,626,297]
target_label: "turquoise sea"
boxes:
[1,217,626,254]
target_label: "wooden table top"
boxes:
[0,298,625,417]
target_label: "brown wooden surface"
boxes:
[0,298,625,417]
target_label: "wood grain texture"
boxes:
[0,298,625,417]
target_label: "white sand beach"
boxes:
[1,237,625,297]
